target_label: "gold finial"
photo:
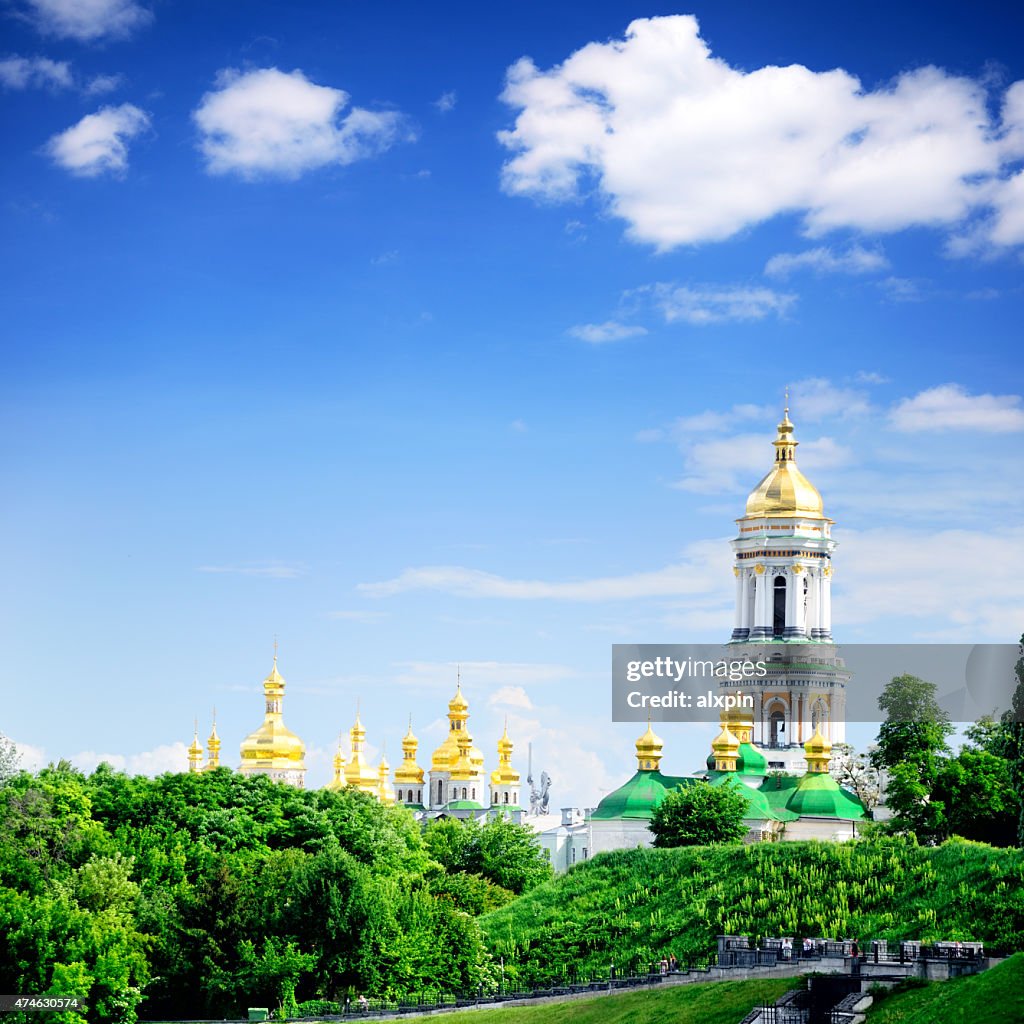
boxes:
[784,385,790,416]
[273,635,279,664]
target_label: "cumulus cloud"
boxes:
[21,0,152,42]
[789,377,872,421]
[0,54,71,90]
[634,282,796,325]
[489,685,535,710]
[567,320,648,343]
[193,67,411,179]
[837,526,1024,640]
[45,103,149,177]
[765,244,889,279]
[890,384,1024,433]
[499,15,1024,252]
[70,743,188,776]
[84,72,124,96]
[359,545,724,602]
[434,90,457,113]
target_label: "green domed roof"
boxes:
[737,742,767,777]
[591,770,697,820]
[708,772,797,822]
[786,773,865,820]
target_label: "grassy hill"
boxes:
[384,977,794,1024]
[867,952,1024,1023]
[480,839,1024,987]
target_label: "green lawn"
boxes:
[866,953,1024,1024]
[370,977,795,1024]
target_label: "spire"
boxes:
[188,718,203,773]
[206,708,221,769]
[377,744,396,804]
[635,715,664,772]
[804,724,832,773]
[710,722,740,773]
[491,716,519,787]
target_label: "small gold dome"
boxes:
[449,684,469,712]
[744,410,826,520]
[635,720,664,771]
[804,725,832,773]
[239,658,307,773]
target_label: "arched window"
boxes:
[503,792,508,804]
[773,575,787,636]
[437,780,443,804]
[462,787,467,800]
[769,709,786,746]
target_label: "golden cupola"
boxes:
[187,720,204,773]
[711,723,741,772]
[804,725,832,773]
[431,681,472,773]
[490,719,520,786]
[394,718,424,786]
[743,407,826,520]
[326,736,347,792]
[238,656,307,787]
[206,712,221,769]
[343,708,379,794]
[635,719,664,772]
[377,750,396,805]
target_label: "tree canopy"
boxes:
[649,782,748,848]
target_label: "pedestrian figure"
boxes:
[781,938,792,960]
[669,953,678,973]
[659,957,668,976]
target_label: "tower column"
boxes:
[750,568,770,640]
[820,567,833,640]
[784,566,807,639]
[732,568,750,640]
[809,569,823,639]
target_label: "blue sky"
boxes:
[3,1,1023,807]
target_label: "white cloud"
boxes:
[193,67,411,179]
[672,403,771,434]
[509,419,528,433]
[837,526,1024,640]
[359,558,720,602]
[45,103,149,177]
[10,738,46,771]
[70,742,188,776]
[765,244,889,279]
[789,377,872,421]
[434,90,457,113]
[879,276,924,302]
[635,283,796,325]
[84,72,124,96]
[567,320,648,343]
[22,0,152,42]
[890,384,1024,433]
[489,685,535,710]
[197,562,305,579]
[854,371,890,385]
[0,55,71,90]
[499,15,1022,251]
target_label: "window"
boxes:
[503,792,508,804]
[773,575,786,636]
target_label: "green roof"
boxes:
[785,772,866,820]
[591,770,698,820]
[445,800,484,810]
[737,741,767,777]
[707,772,797,822]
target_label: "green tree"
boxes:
[650,783,747,847]
[0,734,20,784]
[1000,634,1024,846]
[872,674,954,842]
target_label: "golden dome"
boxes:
[377,753,396,805]
[187,721,203,772]
[239,658,307,775]
[344,708,379,794]
[491,720,520,786]
[804,725,832,773]
[743,409,826,520]
[431,679,476,772]
[635,720,664,772]
[710,723,740,772]
[395,717,425,785]
[722,704,754,745]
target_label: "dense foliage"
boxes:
[650,782,748,847]
[872,671,1022,845]
[0,765,547,1023]
[480,839,1024,988]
